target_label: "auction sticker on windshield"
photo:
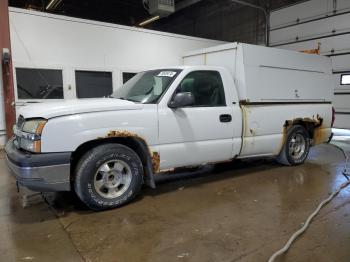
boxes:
[157,71,177,77]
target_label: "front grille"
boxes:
[17,115,25,130]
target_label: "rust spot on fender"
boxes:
[151,152,160,173]
[103,130,160,173]
[106,130,142,139]
[241,105,250,137]
[241,105,251,153]
[284,114,323,128]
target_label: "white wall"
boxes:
[0,8,223,145]
[270,0,350,129]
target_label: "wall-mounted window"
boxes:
[122,72,137,84]
[341,74,350,85]
[75,70,113,98]
[16,68,64,99]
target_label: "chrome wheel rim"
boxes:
[93,160,132,199]
[289,133,306,160]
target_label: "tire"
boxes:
[74,143,143,211]
[277,125,310,166]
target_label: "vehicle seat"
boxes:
[193,77,220,106]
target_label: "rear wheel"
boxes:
[74,144,143,211]
[277,125,310,166]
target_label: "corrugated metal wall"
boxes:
[270,0,350,129]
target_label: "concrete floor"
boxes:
[1,139,350,262]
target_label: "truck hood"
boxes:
[18,98,143,119]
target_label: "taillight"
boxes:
[331,107,335,127]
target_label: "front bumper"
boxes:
[5,139,72,192]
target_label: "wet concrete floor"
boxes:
[0,141,350,262]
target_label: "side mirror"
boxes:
[168,92,195,108]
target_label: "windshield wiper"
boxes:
[126,98,141,103]
[117,97,140,103]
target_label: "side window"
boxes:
[16,68,64,99]
[75,70,113,98]
[177,71,226,107]
[340,74,350,85]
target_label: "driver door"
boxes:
[157,70,234,170]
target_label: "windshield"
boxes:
[112,69,182,104]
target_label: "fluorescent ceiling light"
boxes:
[139,16,160,27]
[46,0,62,10]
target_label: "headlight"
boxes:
[20,138,41,153]
[14,119,47,153]
[22,119,47,134]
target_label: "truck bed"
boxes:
[238,103,332,157]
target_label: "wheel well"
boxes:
[284,117,323,139]
[70,137,154,186]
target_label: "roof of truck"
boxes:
[146,65,224,71]
[183,42,240,57]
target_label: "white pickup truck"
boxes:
[6,43,334,210]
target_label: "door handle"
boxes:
[220,114,232,123]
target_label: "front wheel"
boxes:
[74,144,143,211]
[277,125,310,166]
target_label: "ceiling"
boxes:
[9,0,304,27]
[9,0,190,26]
[9,0,304,44]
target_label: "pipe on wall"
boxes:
[0,0,16,140]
